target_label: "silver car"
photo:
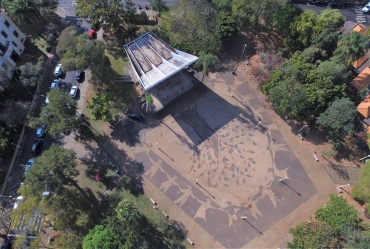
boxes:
[70,86,78,99]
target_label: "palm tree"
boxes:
[115,200,140,223]
[194,51,219,76]
[333,32,367,66]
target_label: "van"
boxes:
[54,64,63,77]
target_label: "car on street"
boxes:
[125,110,143,121]
[31,139,42,154]
[1,237,12,249]
[54,64,63,77]
[45,96,50,104]
[36,124,45,138]
[25,159,34,172]
[328,0,343,7]
[50,79,60,89]
[75,70,82,82]
[13,196,23,209]
[363,2,370,12]
[70,86,78,99]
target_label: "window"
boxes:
[20,38,24,43]
[12,41,17,47]
[4,20,10,28]
[13,30,18,38]
[1,31,8,39]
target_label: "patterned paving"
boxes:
[322,165,362,185]
[132,78,317,248]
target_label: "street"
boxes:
[296,3,369,24]
[58,0,179,16]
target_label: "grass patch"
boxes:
[75,163,108,198]
[105,50,129,76]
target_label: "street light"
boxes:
[255,121,262,129]
[279,176,288,182]
[339,183,350,189]
[298,124,308,132]
[240,44,247,58]
[0,195,11,198]
[241,216,247,219]
[10,142,21,149]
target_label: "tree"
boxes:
[151,0,169,16]
[28,88,78,138]
[82,225,118,249]
[287,220,338,249]
[52,233,82,249]
[19,55,45,87]
[24,144,79,196]
[212,0,232,10]
[314,9,344,35]
[315,194,360,235]
[288,11,317,48]
[333,32,367,66]
[0,66,11,90]
[273,4,302,37]
[159,0,222,54]
[56,26,115,83]
[311,28,340,58]
[0,120,14,157]
[268,78,308,121]
[216,11,237,40]
[0,99,30,125]
[316,59,351,86]
[194,51,219,76]
[316,98,357,134]
[86,94,112,122]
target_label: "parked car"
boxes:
[31,139,42,154]
[25,159,34,172]
[363,2,370,12]
[328,1,343,7]
[313,0,326,4]
[75,70,82,82]
[54,64,63,77]
[36,124,45,138]
[70,86,78,99]
[13,196,23,209]
[125,110,143,121]
[1,237,12,249]
[45,96,50,104]
[50,79,60,89]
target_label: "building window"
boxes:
[20,38,24,43]
[12,41,17,47]
[13,30,18,38]
[1,31,8,39]
[4,20,10,28]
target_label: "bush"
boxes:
[322,149,337,159]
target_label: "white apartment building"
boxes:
[0,10,26,79]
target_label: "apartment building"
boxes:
[0,10,26,79]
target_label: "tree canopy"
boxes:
[194,51,219,76]
[333,32,367,66]
[316,98,357,134]
[86,93,112,122]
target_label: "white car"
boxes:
[25,159,34,172]
[70,86,78,99]
[363,3,370,12]
[45,96,49,104]
[13,196,23,209]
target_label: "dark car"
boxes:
[328,1,343,7]
[31,139,42,154]
[75,70,82,82]
[1,238,12,249]
[125,110,143,121]
[313,0,326,4]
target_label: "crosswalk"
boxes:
[12,212,44,232]
[354,6,367,23]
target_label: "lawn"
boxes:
[105,50,129,76]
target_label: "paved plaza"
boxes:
[131,71,320,248]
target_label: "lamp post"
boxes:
[241,216,247,219]
[240,44,247,58]
[298,124,308,132]
[255,121,262,129]
[0,195,11,198]
[279,176,288,182]
[10,143,21,149]
[338,183,350,189]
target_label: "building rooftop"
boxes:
[351,67,370,91]
[124,32,198,91]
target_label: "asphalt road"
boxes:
[58,0,179,16]
[295,3,369,24]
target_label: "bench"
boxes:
[313,155,319,161]
[336,186,343,193]
[187,238,194,245]
[162,211,168,218]
[298,134,303,140]
[150,198,156,205]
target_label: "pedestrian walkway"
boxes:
[322,165,361,184]
[354,6,367,23]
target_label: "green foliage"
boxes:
[311,28,340,57]
[301,46,326,64]
[159,0,222,54]
[333,32,367,66]
[82,225,118,249]
[86,94,112,122]
[288,11,317,48]
[194,51,219,76]
[28,88,78,138]
[316,98,357,134]
[314,9,344,35]
[0,120,13,157]
[315,194,360,235]
[145,93,153,104]
[216,11,237,40]
[56,26,115,83]
[316,60,351,86]
[287,220,338,249]
[352,161,370,204]
[52,233,82,249]
[151,0,169,14]
[212,0,232,10]
[19,55,45,87]
[273,4,303,37]
[327,130,344,150]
